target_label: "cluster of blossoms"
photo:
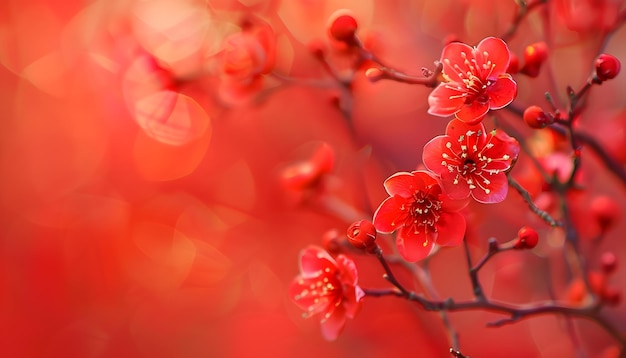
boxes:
[290,34,522,338]
[285,7,624,353]
[374,37,520,262]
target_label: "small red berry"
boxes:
[523,105,552,129]
[514,226,539,249]
[328,11,358,44]
[346,219,377,252]
[600,252,618,275]
[590,195,620,233]
[595,54,621,82]
[520,42,548,78]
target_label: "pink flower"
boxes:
[373,171,468,261]
[422,119,520,203]
[428,37,517,124]
[289,246,364,341]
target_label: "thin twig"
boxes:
[508,175,561,227]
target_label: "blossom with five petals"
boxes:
[428,37,517,124]
[422,119,520,203]
[289,246,364,341]
[373,171,468,261]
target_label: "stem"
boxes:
[501,0,547,42]
[573,131,626,186]
[507,175,561,227]
[364,288,625,348]
[464,239,485,301]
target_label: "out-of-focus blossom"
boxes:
[280,142,335,192]
[373,171,468,261]
[423,119,520,203]
[218,22,276,105]
[428,37,517,124]
[555,0,624,33]
[289,246,364,341]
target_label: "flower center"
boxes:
[404,191,442,237]
[444,50,496,103]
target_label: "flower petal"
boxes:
[445,118,486,142]
[487,75,517,109]
[470,173,509,203]
[427,83,467,117]
[441,195,470,212]
[383,172,423,197]
[336,254,359,287]
[320,305,347,341]
[342,286,364,319]
[455,100,489,124]
[373,196,410,233]
[412,170,442,193]
[289,276,333,314]
[475,37,510,78]
[300,246,335,277]
[440,170,471,200]
[422,136,447,174]
[396,227,435,262]
[434,211,466,246]
[441,42,475,83]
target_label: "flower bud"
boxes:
[602,286,621,306]
[346,219,377,252]
[307,39,326,59]
[513,226,539,249]
[520,42,548,78]
[600,251,618,275]
[595,54,621,82]
[507,52,520,74]
[328,10,358,44]
[590,195,620,233]
[523,105,552,129]
[322,229,343,254]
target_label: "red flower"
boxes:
[289,246,364,341]
[428,37,517,124]
[218,23,276,105]
[422,119,520,203]
[373,171,468,261]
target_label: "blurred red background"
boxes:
[1,0,625,357]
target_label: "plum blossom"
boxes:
[428,37,517,124]
[289,246,364,341]
[373,171,468,261]
[422,119,520,203]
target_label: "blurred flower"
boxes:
[289,246,364,341]
[218,22,276,105]
[280,142,335,192]
[428,37,517,124]
[423,119,520,203]
[555,0,623,33]
[373,171,468,261]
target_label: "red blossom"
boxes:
[218,23,276,105]
[289,246,364,341]
[423,119,520,203]
[428,37,517,124]
[373,171,468,261]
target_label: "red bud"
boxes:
[514,226,539,249]
[595,54,621,82]
[346,219,377,252]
